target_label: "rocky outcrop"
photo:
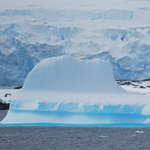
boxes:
[0,100,9,110]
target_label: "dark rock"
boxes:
[142,78,150,82]
[116,80,131,85]
[131,80,141,83]
[14,86,22,89]
[139,86,146,89]
[130,84,139,86]
[0,102,9,110]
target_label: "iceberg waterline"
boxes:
[1,56,150,125]
[2,101,150,124]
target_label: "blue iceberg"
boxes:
[1,56,150,125]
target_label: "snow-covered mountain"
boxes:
[1,0,150,87]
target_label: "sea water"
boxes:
[0,111,150,150]
[0,126,150,150]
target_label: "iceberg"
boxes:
[1,56,150,125]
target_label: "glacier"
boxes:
[1,56,150,125]
[1,0,150,87]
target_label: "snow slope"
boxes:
[1,56,150,124]
[1,0,150,86]
[117,79,150,95]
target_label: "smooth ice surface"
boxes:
[23,56,125,93]
[1,56,150,125]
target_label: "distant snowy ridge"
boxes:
[117,79,150,95]
[1,0,150,86]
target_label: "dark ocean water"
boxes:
[0,111,150,150]
[0,127,150,150]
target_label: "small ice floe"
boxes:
[100,135,108,138]
[132,134,136,136]
[135,130,144,134]
[132,131,144,136]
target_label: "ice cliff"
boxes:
[1,0,150,86]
